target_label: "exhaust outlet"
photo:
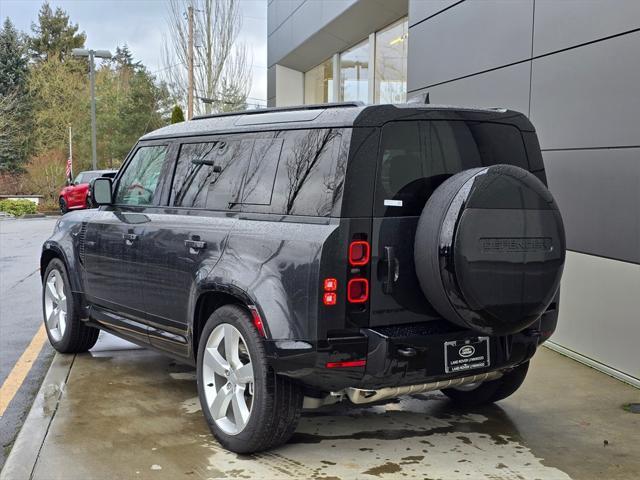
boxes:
[345,371,503,404]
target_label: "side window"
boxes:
[375,121,528,216]
[242,137,283,206]
[270,129,343,216]
[170,139,253,210]
[115,145,167,206]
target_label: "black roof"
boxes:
[140,103,533,141]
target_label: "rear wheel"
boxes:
[441,361,529,407]
[59,197,68,214]
[42,258,99,353]
[197,305,303,453]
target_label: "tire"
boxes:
[42,258,99,353]
[59,197,68,214]
[441,361,529,407]
[197,304,303,453]
[414,164,566,335]
[85,196,93,209]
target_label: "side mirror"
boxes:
[92,177,113,206]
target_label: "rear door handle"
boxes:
[185,239,207,251]
[123,233,138,245]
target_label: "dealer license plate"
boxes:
[444,337,490,374]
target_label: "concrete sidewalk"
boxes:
[2,335,639,480]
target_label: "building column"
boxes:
[274,65,304,107]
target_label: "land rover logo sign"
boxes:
[458,345,475,358]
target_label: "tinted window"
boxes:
[115,146,167,206]
[242,137,283,205]
[376,121,528,216]
[74,172,100,184]
[269,128,345,217]
[171,139,253,210]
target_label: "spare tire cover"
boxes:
[414,164,566,336]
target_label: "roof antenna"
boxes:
[408,92,430,104]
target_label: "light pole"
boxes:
[72,48,112,170]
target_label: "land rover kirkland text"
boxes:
[41,103,566,453]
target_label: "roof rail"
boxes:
[192,101,365,121]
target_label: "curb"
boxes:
[0,354,74,480]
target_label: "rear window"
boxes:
[375,120,529,216]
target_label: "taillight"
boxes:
[324,278,337,291]
[347,278,369,303]
[323,278,338,306]
[323,292,337,306]
[349,240,370,266]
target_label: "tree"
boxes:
[162,0,251,116]
[0,18,29,96]
[0,19,31,172]
[27,56,87,158]
[30,2,86,60]
[171,105,185,123]
[95,47,171,167]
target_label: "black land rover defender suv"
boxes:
[41,103,565,453]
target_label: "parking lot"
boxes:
[2,218,639,480]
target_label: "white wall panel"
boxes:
[552,251,640,383]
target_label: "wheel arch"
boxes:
[192,287,268,362]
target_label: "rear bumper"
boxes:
[267,310,557,392]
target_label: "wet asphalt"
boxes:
[0,217,58,468]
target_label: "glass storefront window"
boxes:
[340,40,369,103]
[374,18,408,103]
[304,58,334,104]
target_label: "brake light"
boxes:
[324,278,337,291]
[325,359,366,368]
[323,292,337,306]
[349,240,370,266]
[347,278,369,303]
[323,277,338,306]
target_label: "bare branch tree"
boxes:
[163,0,252,115]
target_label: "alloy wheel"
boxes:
[202,323,254,435]
[44,270,67,342]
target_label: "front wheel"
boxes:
[441,361,530,407]
[42,258,99,353]
[197,305,303,453]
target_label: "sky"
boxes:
[0,0,268,106]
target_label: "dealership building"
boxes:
[267,0,640,386]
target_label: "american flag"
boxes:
[66,126,73,183]
[65,154,72,182]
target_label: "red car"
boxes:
[59,170,117,213]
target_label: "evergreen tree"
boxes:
[30,2,86,60]
[0,18,29,96]
[0,18,31,172]
[171,105,185,124]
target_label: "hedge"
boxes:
[0,199,38,216]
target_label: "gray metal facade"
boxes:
[267,0,640,384]
[409,0,640,266]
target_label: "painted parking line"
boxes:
[0,324,47,417]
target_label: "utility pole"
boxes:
[187,5,194,120]
[89,50,97,169]
[72,48,112,170]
